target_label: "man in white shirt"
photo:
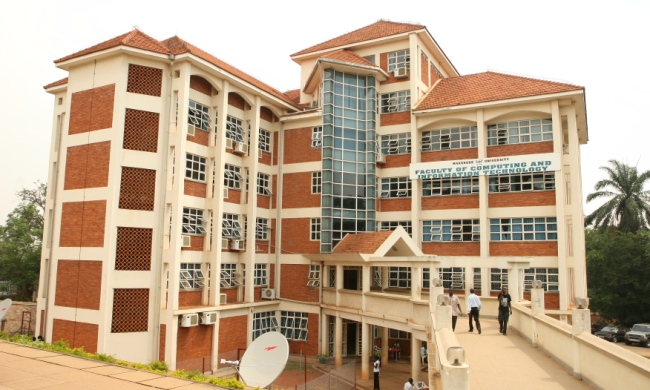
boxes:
[466,288,482,334]
[404,378,414,390]
[449,290,463,331]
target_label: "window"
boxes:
[253,311,278,340]
[307,265,321,287]
[488,172,555,193]
[224,164,242,189]
[524,268,559,292]
[256,218,269,240]
[389,329,411,340]
[257,172,271,195]
[490,268,508,291]
[387,49,410,72]
[310,218,321,241]
[380,91,411,113]
[439,267,464,289]
[311,126,323,147]
[422,177,479,196]
[188,101,210,131]
[222,213,242,238]
[489,217,558,241]
[180,263,204,289]
[421,126,477,151]
[422,268,430,289]
[185,153,206,182]
[379,221,412,236]
[329,266,336,288]
[254,264,268,286]
[311,172,322,194]
[380,177,412,198]
[423,219,480,242]
[388,267,411,288]
[220,263,240,287]
[380,133,411,155]
[226,115,245,142]
[363,55,375,64]
[281,311,308,341]
[182,208,205,235]
[487,118,553,146]
[259,128,271,152]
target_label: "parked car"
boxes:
[595,325,628,343]
[624,323,650,347]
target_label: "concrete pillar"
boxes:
[572,308,591,379]
[411,336,420,381]
[361,320,370,379]
[335,316,343,368]
[381,327,389,366]
[411,266,422,300]
[531,285,545,347]
[435,305,452,331]
[507,265,519,303]
[441,364,470,390]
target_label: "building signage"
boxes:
[409,153,562,180]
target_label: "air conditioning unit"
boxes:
[200,312,218,325]
[376,153,386,164]
[261,288,275,299]
[230,240,245,251]
[233,142,248,155]
[180,313,199,327]
[187,124,196,137]
[221,238,229,249]
[181,235,191,248]
[219,293,227,304]
[225,138,234,149]
[394,67,408,78]
[310,100,318,108]
[223,187,228,198]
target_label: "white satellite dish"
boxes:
[0,299,12,322]
[238,331,289,388]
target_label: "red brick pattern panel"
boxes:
[380,111,411,126]
[40,310,45,337]
[52,319,98,353]
[377,198,411,212]
[187,129,210,146]
[190,75,212,96]
[273,133,280,166]
[382,153,410,168]
[421,148,479,162]
[127,64,162,96]
[280,264,319,302]
[64,141,111,190]
[288,312,319,356]
[489,241,558,256]
[487,141,554,157]
[182,235,204,251]
[489,191,555,208]
[282,172,320,208]
[54,260,102,310]
[257,194,270,209]
[59,200,106,247]
[422,195,479,210]
[69,84,115,134]
[115,227,152,270]
[218,315,247,354]
[422,242,480,256]
[159,324,166,361]
[272,176,278,209]
[222,288,238,303]
[119,167,156,210]
[283,127,322,164]
[184,179,207,198]
[281,218,320,254]
[260,107,277,122]
[228,93,246,110]
[421,52,429,85]
[225,189,242,204]
[123,109,159,152]
[177,324,213,372]
[523,292,560,309]
[379,52,411,85]
[111,288,149,333]
[260,151,272,166]
[179,291,202,307]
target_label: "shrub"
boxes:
[148,360,169,373]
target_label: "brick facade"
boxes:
[179,291,202,307]
[190,75,212,96]
[64,141,111,190]
[52,318,99,353]
[281,218,320,254]
[177,323,213,372]
[59,200,106,247]
[422,242,480,256]
[283,127,322,164]
[382,153,410,168]
[119,167,156,210]
[187,129,210,146]
[228,93,246,110]
[489,241,558,256]
[377,198,411,212]
[288,312,319,356]
[123,109,159,152]
[487,141,554,157]
[69,84,115,134]
[379,111,411,126]
[421,195,479,210]
[184,179,207,198]
[218,315,247,354]
[282,172,320,208]
[421,148,479,162]
[488,191,556,208]
[379,52,410,85]
[54,260,102,310]
[280,264,319,302]
[127,64,162,97]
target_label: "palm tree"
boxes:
[585,160,650,233]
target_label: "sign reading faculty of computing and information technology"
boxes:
[409,153,562,180]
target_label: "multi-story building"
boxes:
[36,20,588,379]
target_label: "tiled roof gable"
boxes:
[43,77,68,90]
[55,30,170,63]
[319,49,377,67]
[332,231,393,254]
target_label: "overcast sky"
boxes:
[1,0,648,223]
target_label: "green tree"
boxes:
[586,229,650,326]
[585,160,650,233]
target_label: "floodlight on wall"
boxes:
[432,278,443,287]
[437,294,450,306]
[220,358,239,365]
[574,297,589,310]
[447,346,465,366]
[533,280,543,289]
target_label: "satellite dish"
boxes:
[0,299,12,322]
[238,331,289,388]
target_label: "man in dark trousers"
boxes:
[373,356,380,390]
[498,286,512,335]
[466,288,482,334]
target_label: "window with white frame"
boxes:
[311,172,321,194]
[422,268,430,289]
[422,177,479,196]
[380,91,411,113]
[252,311,278,340]
[220,263,240,287]
[311,126,323,147]
[182,208,205,235]
[490,268,508,291]
[310,218,321,241]
[379,221,412,236]
[224,164,242,189]
[255,218,269,240]
[188,101,210,131]
[388,267,411,288]
[380,133,411,154]
[179,263,204,289]
[488,172,555,193]
[257,172,271,195]
[439,267,465,289]
[329,266,336,288]
[281,311,308,341]
[387,49,410,72]
[380,177,411,198]
[487,118,553,146]
[421,126,478,151]
[423,219,479,242]
[473,267,481,291]
[307,265,321,287]
[222,213,242,239]
[524,268,559,292]
[372,266,382,287]
[389,329,411,340]
[254,264,268,286]
[259,128,271,152]
[226,115,245,142]
[185,153,206,182]
[489,217,557,241]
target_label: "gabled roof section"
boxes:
[319,49,377,67]
[333,231,393,254]
[302,49,388,94]
[284,89,302,106]
[291,20,424,57]
[43,77,68,90]
[55,30,170,63]
[415,71,584,111]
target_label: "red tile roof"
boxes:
[416,71,583,110]
[283,89,301,105]
[55,30,169,63]
[43,77,68,90]
[332,231,393,254]
[291,20,424,57]
[319,49,378,67]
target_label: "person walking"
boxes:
[420,343,427,365]
[373,356,380,390]
[497,286,512,335]
[404,378,414,390]
[449,290,463,331]
[467,288,482,334]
